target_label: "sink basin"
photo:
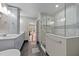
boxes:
[0,33,7,37]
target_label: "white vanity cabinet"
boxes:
[0,33,25,51]
[46,33,79,56]
[14,33,25,49]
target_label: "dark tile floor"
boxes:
[20,41,43,56]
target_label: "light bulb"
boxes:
[56,5,59,8]
[3,6,8,15]
[8,10,11,14]
[60,18,65,22]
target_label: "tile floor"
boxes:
[21,32,45,56]
[21,41,42,56]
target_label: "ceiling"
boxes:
[8,3,65,18]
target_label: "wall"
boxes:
[0,5,20,34]
[20,16,36,40]
[46,4,79,37]
[54,9,65,36]
[8,6,20,34]
[66,5,77,37]
[0,14,8,33]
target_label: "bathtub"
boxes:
[0,33,25,51]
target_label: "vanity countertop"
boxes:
[0,33,24,40]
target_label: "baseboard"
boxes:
[37,41,47,56]
[46,52,49,56]
[37,41,39,44]
[24,40,28,43]
[20,40,28,51]
[37,41,49,56]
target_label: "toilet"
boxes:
[0,49,20,56]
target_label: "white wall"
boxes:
[48,4,79,37]
[0,6,20,34]
[20,16,36,40]
[8,7,19,34]
[65,5,77,37]
[0,14,8,33]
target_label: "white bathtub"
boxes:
[0,33,25,51]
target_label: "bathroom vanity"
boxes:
[0,33,25,51]
[46,33,79,56]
